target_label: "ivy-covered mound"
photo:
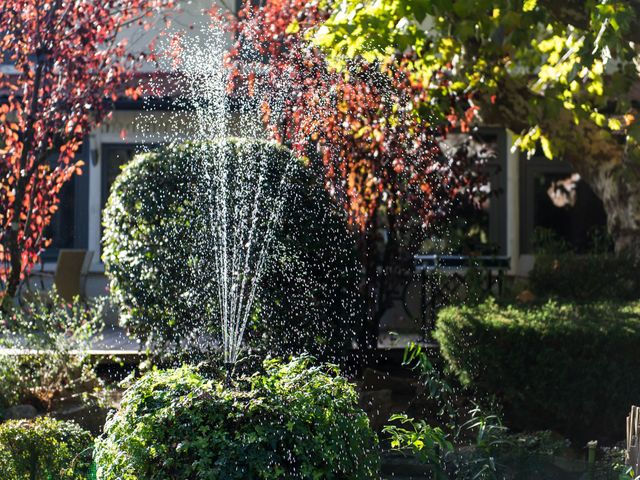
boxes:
[95,357,379,479]
[0,417,93,480]
[102,138,361,357]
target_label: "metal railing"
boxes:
[413,255,511,337]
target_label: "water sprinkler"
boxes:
[224,362,234,389]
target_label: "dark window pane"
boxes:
[42,176,76,259]
[102,145,142,207]
[101,144,157,211]
[100,144,159,244]
[532,172,608,252]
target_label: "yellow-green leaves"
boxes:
[539,134,554,159]
[285,19,300,34]
[313,0,638,164]
[438,36,460,62]
[608,117,622,131]
[383,413,453,472]
[514,125,556,159]
[591,111,607,127]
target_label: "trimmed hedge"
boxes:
[102,138,361,357]
[435,298,640,440]
[0,417,93,480]
[529,253,640,302]
[95,357,379,479]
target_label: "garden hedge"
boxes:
[94,357,379,479]
[0,417,93,480]
[102,138,362,357]
[529,253,640,302]
[434,298,640,440]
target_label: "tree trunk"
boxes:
[583,155,640,257]
[5,47,49,298]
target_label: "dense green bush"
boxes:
[0,417,93,479]
[434,298,640,440]
[0,290,106,413]
[529,253,640,302]
[95,356,379,479]
[102,138,361,357]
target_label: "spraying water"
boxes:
[140,23,293,367]
[204,141,292,366]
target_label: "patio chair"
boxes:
[29,249,94,303]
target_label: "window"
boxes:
[42,142,90,260]
[101,143,149,211]
[43,176,76,256]
[520,157,608,253]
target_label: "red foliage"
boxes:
[225,0,483,232]
[0,0,173,297]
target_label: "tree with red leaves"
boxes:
[0,0,173,299]
[225,0,484,348]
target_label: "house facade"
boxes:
[45,116,609,297]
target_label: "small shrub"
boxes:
[434,298,640,440]
[95,356,379,480]
[102,138,362,358]
[401,342,459,428]
[529,253,640,302]
[382,403,569,479]
[383,413,452,476]
[0,417,93,480]
[0,290,106,413]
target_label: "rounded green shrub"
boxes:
[0,417,93,480]
[434,298,640,440]
[102,138,361,357]
[95,357,379,479]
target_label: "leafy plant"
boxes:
[95,356,379,479]
[0,289,107,413]
[384,345,578,478]
[452,406,512,479]
[460,407,509,451]
[384,413,453,479]
[386,345,506,479]
[403,342,459,428]
[600,447,635,480]
[0,417,93,480]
